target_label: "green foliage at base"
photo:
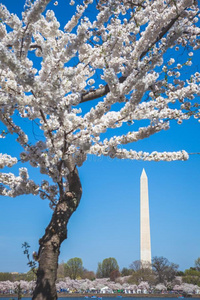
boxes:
[127,268,155,285]
[182,268,200,287]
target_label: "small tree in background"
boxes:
[195,258,200,272]
[15,283,22,300]
[64,257,84,279]
[96,257,119,278]
[129,260,155,285]
[57,262,65,279]
[121,267,133,277]
[182,261,200,287]
[82,269,96,280]
[152,256,179,284]
[110,269,121,282]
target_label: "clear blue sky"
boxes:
[0,0,200,274]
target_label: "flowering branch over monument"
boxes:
[0,0,199,299]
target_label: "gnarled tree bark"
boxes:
[32,163,82,300]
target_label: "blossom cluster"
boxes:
[0,0,199,204]
[0,154,17,168]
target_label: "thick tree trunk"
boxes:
[32,165,82,300]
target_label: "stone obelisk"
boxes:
[140,168,152,267]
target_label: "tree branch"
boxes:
[80,13,181,104]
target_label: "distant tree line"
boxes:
[1,256,200,287]
[56,255,200,288]
[0,269,36,282]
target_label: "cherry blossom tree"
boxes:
[174,282,199,294]
[138,281,150,293]
[0,280,14,294]
[155,283,167,291]
[0,279,36,295]
[0,0,200,299]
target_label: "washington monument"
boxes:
[140,168,152,267]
